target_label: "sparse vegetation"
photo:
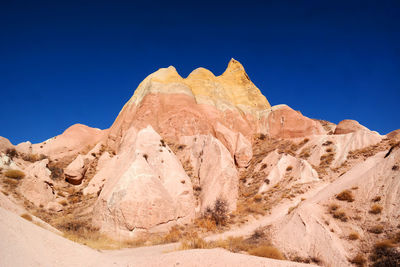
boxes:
[369,225,384,234]
[22,153,46,162]
[20,213,33,221]
[371,239,400,267]
[336,190,354,202]
[372,196,381,202]
[5,148,18,159]
[349,254,366,266]
[332,210,348,222]
[204,198,228,226]
[247,245,285,260]
[348,232,360,240]
[369,204,383,214]
[4,169,25,180]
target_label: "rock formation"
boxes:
[0,59,399,266]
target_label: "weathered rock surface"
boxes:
[64,154,87,185]
[106,59,271,158]
[0,136,13,153]
[17,124,106,160]
[270,147,400,266]
[19,159,55,207]
[264,105,325,138]
[179,135,239,213]
[334,119,369,135]
[92,126,195,238]
[257,151,319,193]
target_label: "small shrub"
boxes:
[372,196,381,202]
[322,141,333,146]
[247,245,285,260]
[22,153,46,162]
[349,254,366,266]
[369,204,383,214]
[348,232,360,240]
[392,165,399,171]
[20,213,33,221]
[286,166,293,171]
[329,203,339,212]
[195,217,216,231]
[5,148,18,159]
[369,225,384,234]
[326,148,333,153]
[333,210,348,222]
[177,144,186,150]
[180,232,210,249]
[371,239,400,266]
[163,226,182,243]
[59,199,68,207]
[4,169,25,180]
[336,190,354,202]
[210,198,228,226]
[253,194,262,202]
[374,239,396,250]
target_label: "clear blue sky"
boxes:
[1,0,399,144]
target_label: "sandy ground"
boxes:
[0,207,313,267]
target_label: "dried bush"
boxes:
[247,245,285,260]
[253,194,262,202]
[348,232,360,240]
[336,190,354,202]
[4,169,25,180]
[369,204,383,214]
[372,196,381,202]
[22,153,46,162]
[369,225,384,234]
[20,213,33,221]
[205,198,228,226]
[332,210,348,222]
[371,240,400,267]
[5,148,18,159]
[349,254,366,266]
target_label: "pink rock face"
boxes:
[334,119,369,135]
[265,105,324,138]
[19,159,55,208]
[179,135,238,213]
[92,126,195,238]
[18,124,107,160]
[215,123,253,168]
[386,129,400,140]
[0,137,13,153]
[107,93,256,155]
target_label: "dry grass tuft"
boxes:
[369,204,383,214]
[4,169,25,180]
[372,196,381,202]
[349,254,366,266]
[20,213,33,221]
[336,190,354,202]
[332,210,348,222]
[348,232,360,240]
[247,245,285,260]
[253,194,263,202]
[374,239,396,249]
[369,225,384,234]
[194,217,217,231]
